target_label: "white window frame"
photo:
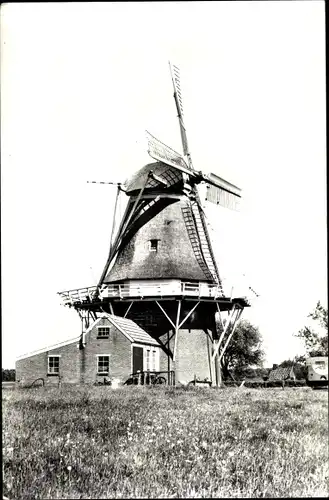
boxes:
[97,326,110,339]
[144,347,160,372]
[48,355,60,375]
[96,354,110,375]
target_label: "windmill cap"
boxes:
[124,161,185,194]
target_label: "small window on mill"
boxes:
[149,239,158,252]
[97,327,110,339]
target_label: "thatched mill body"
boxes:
[59,64,254,385]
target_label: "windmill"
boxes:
[58,63,257,386]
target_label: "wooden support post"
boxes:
[206,330,213,385]
[123,301,133,318]
[109,184,121,252]
[96,177,150,294]
[211,305,236,362]
[173,301,181,386]
[218,309,243,364]
[167,330,171,385]
[214,340,222,387]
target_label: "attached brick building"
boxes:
[16,314,163,386]
[16,314,212,386]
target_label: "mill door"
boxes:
[132,346,144,373]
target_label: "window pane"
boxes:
[98,356,109,373]
[98,327,110,337]
[48,357,59,373]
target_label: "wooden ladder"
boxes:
[181,203,215,282]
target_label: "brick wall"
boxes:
[159,328,212,385]
[16,318,137,386]
[176,329,212,384]
[16,341,79,386]
[82,317,131,384]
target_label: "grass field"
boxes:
[2,385,328,499]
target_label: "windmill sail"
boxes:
[169,62,193,168]
[203,172,241,211]
[146,131,190,171]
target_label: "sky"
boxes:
[1,1,327,368]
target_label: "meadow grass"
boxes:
[2,385,328,498]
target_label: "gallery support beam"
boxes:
[155,300,200,384]
[217,308,243,364]
[173,301,181,363]
[211,304,238,362]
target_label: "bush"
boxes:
[223,380,307,388]
[2,369,15,382]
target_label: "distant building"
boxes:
[267,365,296,383]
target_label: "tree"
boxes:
[2,369,16,382]
[295,301,328,357]
[220,319,265,379]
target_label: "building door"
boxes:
[132,346,144,373]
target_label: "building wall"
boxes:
[159,328,212,385]
[16,341,79,386]
[82,317,131,384]
[176,329,212,384]
[16,318,146,386]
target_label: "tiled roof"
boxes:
[104,314,160,347]
[268,366,295,381]
[16,336,80,361]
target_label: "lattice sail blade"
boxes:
[204,172,241,211]
[146,131,191,171]
[205,185,240,211]
[170,63,189,157]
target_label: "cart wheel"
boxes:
[155,376,166,385]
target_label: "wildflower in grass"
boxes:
[67,466,72,472]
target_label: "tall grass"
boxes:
[2,386,328,498]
